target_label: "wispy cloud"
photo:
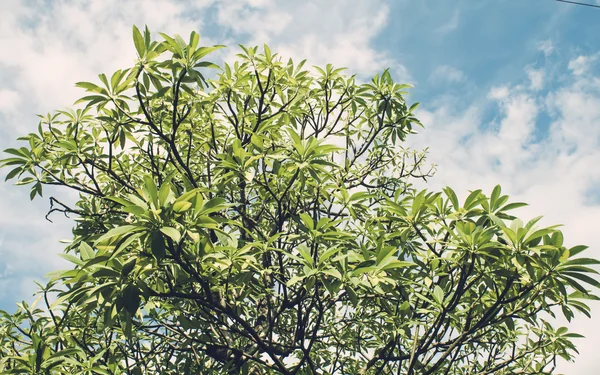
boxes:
[435,9,460,35]
[538,39,554,57]
[428,65,466,85]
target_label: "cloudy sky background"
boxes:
[1,0,600,373]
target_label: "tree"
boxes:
[0,26,598,375]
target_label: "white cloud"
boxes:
[429,65,466,85]
[568,54,598,76]
[488,85,510,100]
[538,39,554,57]
[413,85,539,193]
[216,0,402,77]
[494,92,538,151]
[0,89,20,113]
[547,80,600,154]
[526,67,544,90]
[0,0,214,117]
[217,0,292,40]
[0,183,72,301]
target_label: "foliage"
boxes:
[1,26,598,375]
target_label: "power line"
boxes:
[556,0,600,9]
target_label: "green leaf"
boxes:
[151,232,166,259]
[121,258,137,278]
[299,213,314,230]
[569,245,589,257]
[297,244,314,267]
[490,185,501,209]
[92,267,121,279]
[432,285,444,305]
[443,187,459,209]
[552,231,564,247]
[563,276,589,294]
[346,285,358,307]
[122,205,147,216]
[4,166,23,181]
[143,175,158,205]
[380,260,415,271]
[159,32,184,56]
[376,246,396,265]
[160,226,181,243]
[199,197,229,214]
[499,226,517,245]
[560,258,600,267]
[563,332,585,338]
[286,275,303,287]
[499,202,528,212]
[562,272,600,288]
[121,284,141,315]
[58,253,84,266]
[189,31,200,51]
[463,189,483,209]
[158,181,171,206]
[133,25,146,56]
[79,242,95,261]
[193,45,226,61]
[173,200,192,212]
[570,291,600,300]
[75,81,103,92]
[319,246,340,265]
[110,232,144,260]
[107,196,134,207]
[195,61,220,69]
[525,229,556,245]
[95,225,142,245]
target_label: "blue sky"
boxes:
[1,0,600,373]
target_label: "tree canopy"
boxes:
[0,26,598,375]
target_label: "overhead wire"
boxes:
[555,0,600,9]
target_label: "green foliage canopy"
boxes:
[1,26,599,375]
